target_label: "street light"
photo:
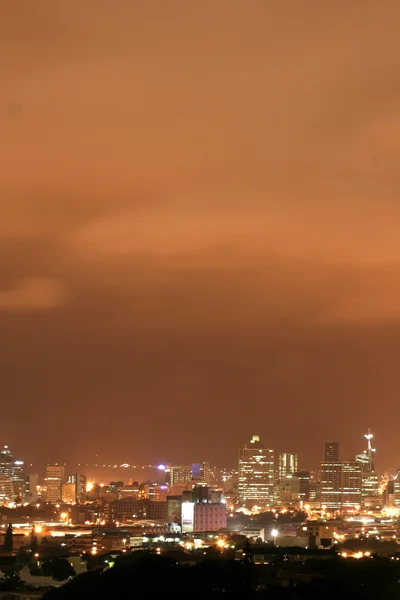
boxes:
[271,528,278,546]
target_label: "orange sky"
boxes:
[1,1,400,470]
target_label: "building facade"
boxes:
[238,435,274,507]
[45,465,65,503]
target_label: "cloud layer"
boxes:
[1,0,400,469]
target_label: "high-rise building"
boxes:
[12,460,25,499]
[297,470,310,502]
[169,465,192,487]
[279,475,300,503]
[25,474,38,503]
[321,442,341,510]
[238,435,274,507]
[45,465,65,503]
[192,462,210,484]
[62,483,76,504]
[66,473,87,503]
[278,453,298,479]
[393,470,400,508]
[325,443,339,463]
[341,461,362,509]
[0,446,14,478]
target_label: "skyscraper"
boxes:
[321,442,341,510]
[192,462,210,484]
[278,453,298,478]
[355,430,378,506]
[45,465,65,503]
[238,435,274,507]
[324,442,339,462]
[341,460,362,509]
[169,465,192,487]
[0,446,13,477]
[297,470,310,502]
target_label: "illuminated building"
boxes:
[324,442,339,462]
[297,470,310,502]
[321,442,341,510]
[108,498,167,523]
[62,482,76,504]
[147,483,168,502]
[238,435,274,507]
[0,475,13,503]
[355,429,376,473]
[278,453,298,478]
[24,473,38,503]
[12,460,25,499]
[45,465,65,503]
[0,446,13,478]
[393,470,400,507]
[341,461,362,509]
[66,473,87,503]
[167,495,182,523]
[169,465,192,487]
[192,462,210,484]
[355,430,378,506]
[279,475,300,503]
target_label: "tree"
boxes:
[4,523,13,552]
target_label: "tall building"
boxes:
[393,470,400,508]
[62,483,76,504]
[169,465,192,487]
[278,453,298,478]
[325,442,339,462]
[25,474,38,503]
[321,442,341,510]
[12,460,25,499]
[192,462,210,484]
[297,470,310,502]
[238,435,274,507]
[0,446,13,478]
[66,473,87,503]
[45,465,65,503]
[341,461,362,509]
[355,430,378,506]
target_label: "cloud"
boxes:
[0,277,68,311]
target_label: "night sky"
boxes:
[1,1,400,471]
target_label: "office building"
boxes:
[341,460,362,509]
[45,464,65,503]
[297,470,310,502]
[278,453,298,478]
[325,442,339,463]
[393,471,400,508]
[62,483,76,504]
[24,474,38,503]
[0,476,14,502]
[12,460,25,499]
[169,465,192,487]
[321,442,341,510]
[238,435,274,507]
[66,473,87,503]
[192,462,210,484]
[279,475,300,503]
[0,446,13,478]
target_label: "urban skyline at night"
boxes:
[2,1,400,595]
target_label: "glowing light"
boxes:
[35,526,42,534]
[86,482,94,493]
[217,539,225,548]
[271,529,278,538]
[157,464,166,471]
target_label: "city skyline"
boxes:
[2,1,400,469]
